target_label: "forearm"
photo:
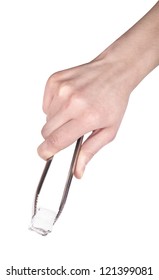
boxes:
[97,1,159,92]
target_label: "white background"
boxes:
[0,0,158,279]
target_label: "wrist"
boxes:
[95,1,159,93]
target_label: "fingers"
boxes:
[74,128,117,179]
[39,60,129,179]
[42,69,77,116]
[42,74,59,114]
[37,119,86,160]
[41,107,72,139]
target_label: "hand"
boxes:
[37,51,131,178]
[38,1,159,178]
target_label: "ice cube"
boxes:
[30,208,56,236]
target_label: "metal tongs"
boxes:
[30,136,83,235]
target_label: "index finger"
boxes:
[42,73,59,114]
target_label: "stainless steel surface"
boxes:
[32,136,83,225]
[54,136,83,224]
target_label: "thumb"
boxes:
[74,128,116,179]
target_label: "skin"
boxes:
[38,1,159,178]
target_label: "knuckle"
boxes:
[45,72,62,92]
[83,109,100,127]
[58,81,74,98]
[47,72,61,85]
[57,84,84,112]
[70,93,83,106]
[65,94,86,114]
[41,125,47,139]
[46,134,63,151]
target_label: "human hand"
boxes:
[37,51,132,178]
[38,1,159,178]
